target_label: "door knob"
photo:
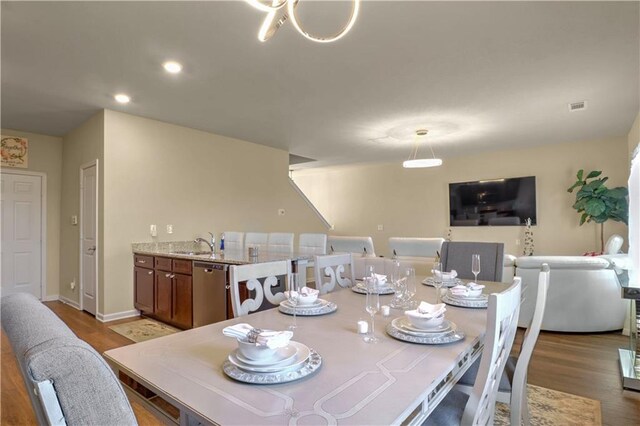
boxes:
[87,246,96,254]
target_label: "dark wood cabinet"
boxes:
[173,273,193,329]
[155,271,173,323]
[134,266,155,312]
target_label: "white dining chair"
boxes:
[313,253,355,295]
[298,233,327,256]
[327,235,376,256]
[245,232,268,252]
[267,232,294,253]
[228,260,291,317]
[455,264,550,426]
[223,231,245,251]
[423,277,522,426]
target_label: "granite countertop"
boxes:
[131,241,310,265]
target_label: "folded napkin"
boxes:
[284,286,319,299]
[222,323,293,349]
[406,301,446,318]
[364,273,388,285]
[449,283,485,297]
[431,270,458,281]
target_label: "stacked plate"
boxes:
[386,316,465,344]
[278,299,337,316]
[351,281,395,295]
[442,291,488,309]
[223,341,322,384]
[421,277,464,288]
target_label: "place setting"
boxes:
[422,268,463,288]
[352,268,396,295]
[442,282,488,309]
[385,301,465,345]
[221,323,322,384]
[279,285,337,316]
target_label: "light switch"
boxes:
[377,224,384,231]
[166,224,173,234]
[150,224,157,237]
[71,215,78,225]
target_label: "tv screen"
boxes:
[449,176,537,226]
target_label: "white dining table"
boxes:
[104,279,505,425]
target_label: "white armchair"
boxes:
[515,256,627,332]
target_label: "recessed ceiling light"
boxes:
[114,94,131,104]
[163,61,183,74]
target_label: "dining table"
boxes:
[104,278,507,425]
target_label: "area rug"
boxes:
[109,318,179,343]
[494,384,602,426]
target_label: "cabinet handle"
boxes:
[147,271,153,275]
[225,285,231,290]
[165,273,172,278]
[170,274,176,279]
[137,260,146,264]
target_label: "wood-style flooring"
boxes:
[2,301,639,425]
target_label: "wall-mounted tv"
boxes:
[449,176,537,226]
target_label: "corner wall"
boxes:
[1,129,62,299]
[294,136,629,257]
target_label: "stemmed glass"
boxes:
[389,259,404,308]
[432,262,443,304]
[404,267,417,308]
[363,280,380,343]
[287,273,300,330]
[472,254,481,283]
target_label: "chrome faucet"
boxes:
[195,232,216,252]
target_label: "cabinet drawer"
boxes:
[134,254,154,269]
[173,259,192,275]
[155,257,173,272]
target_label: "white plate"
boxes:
[228,342,311,373]
[442,293,488,309]
[223,349,322,384]
[421,277,464,288]
[352,282,395,295]
[447,293,488,301]
[234,344,297,366]
[391,317,453,335]
[280,298,328,309]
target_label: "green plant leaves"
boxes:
[584,198,606,216]
[577,169,584,180]
[568,170,629,227]
[586,170,602,179]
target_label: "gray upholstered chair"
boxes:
[423,278,522,425]
[455,264,550,426]
[440,241,505,282]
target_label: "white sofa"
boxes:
[515,256,627,332]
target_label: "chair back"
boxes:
[298,233,327,256]
[327,236,376,256]
[245,232,268,251]
[224,231,245,251]
[510,264,550,425]
[440,241,505,281]
[313,253,355,295]
[388,237,444,258]
[267,232,294,253]
[462,277,521,425]
[229,261,290,317]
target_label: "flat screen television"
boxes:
[449,176,537,226]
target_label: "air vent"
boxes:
[568,101,587,112]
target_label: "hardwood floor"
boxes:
[2,301,639,425]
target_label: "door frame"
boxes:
[79,159,99,314]
[0,169,47,300]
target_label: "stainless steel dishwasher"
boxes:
[193,262,228,327]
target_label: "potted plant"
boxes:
[567,169,629,253]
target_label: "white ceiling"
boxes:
[2,1,638,168]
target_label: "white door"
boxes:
[81,164,97,315]
[1,172,43,298]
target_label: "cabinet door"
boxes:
[155,271,173,323]
[173,273,193,329]
[134,266,155,312]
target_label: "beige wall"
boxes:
[294,137,629,257]
[1,129,62,298]
[58,112,105,308]
[629,112,640,161]
[102,110,326,314]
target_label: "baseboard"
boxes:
[43,294,59,302]
[97,309,140,323]
[58,296,81,310]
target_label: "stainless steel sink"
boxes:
[171,250,212,256]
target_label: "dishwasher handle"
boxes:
[194,262,228,271]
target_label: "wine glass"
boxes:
[287,273,300,330]
[432,262,443,304]
[364,281,380,343]
[404,267,417,308]
[389,259,404,308]
[472,254,481,283]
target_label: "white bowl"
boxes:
[237,339,277,361]
[467,288,483,297]
[296,292,318,306]
[405,312,445,330]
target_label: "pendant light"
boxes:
[402,129,443,168]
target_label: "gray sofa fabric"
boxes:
[1,293,137,425]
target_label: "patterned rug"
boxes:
[494,384,602,425]
[109,318,179,343]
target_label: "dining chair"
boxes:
[245,232,269,252]
[267,232,294,253]
[313,253,355,295]
[228,260,291,317]
[223,231,245,251]
[454,265,549,425]
[298,233,327,256]
[440,241,505,281]
[327,235,376,256]
[423,277,522,426]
